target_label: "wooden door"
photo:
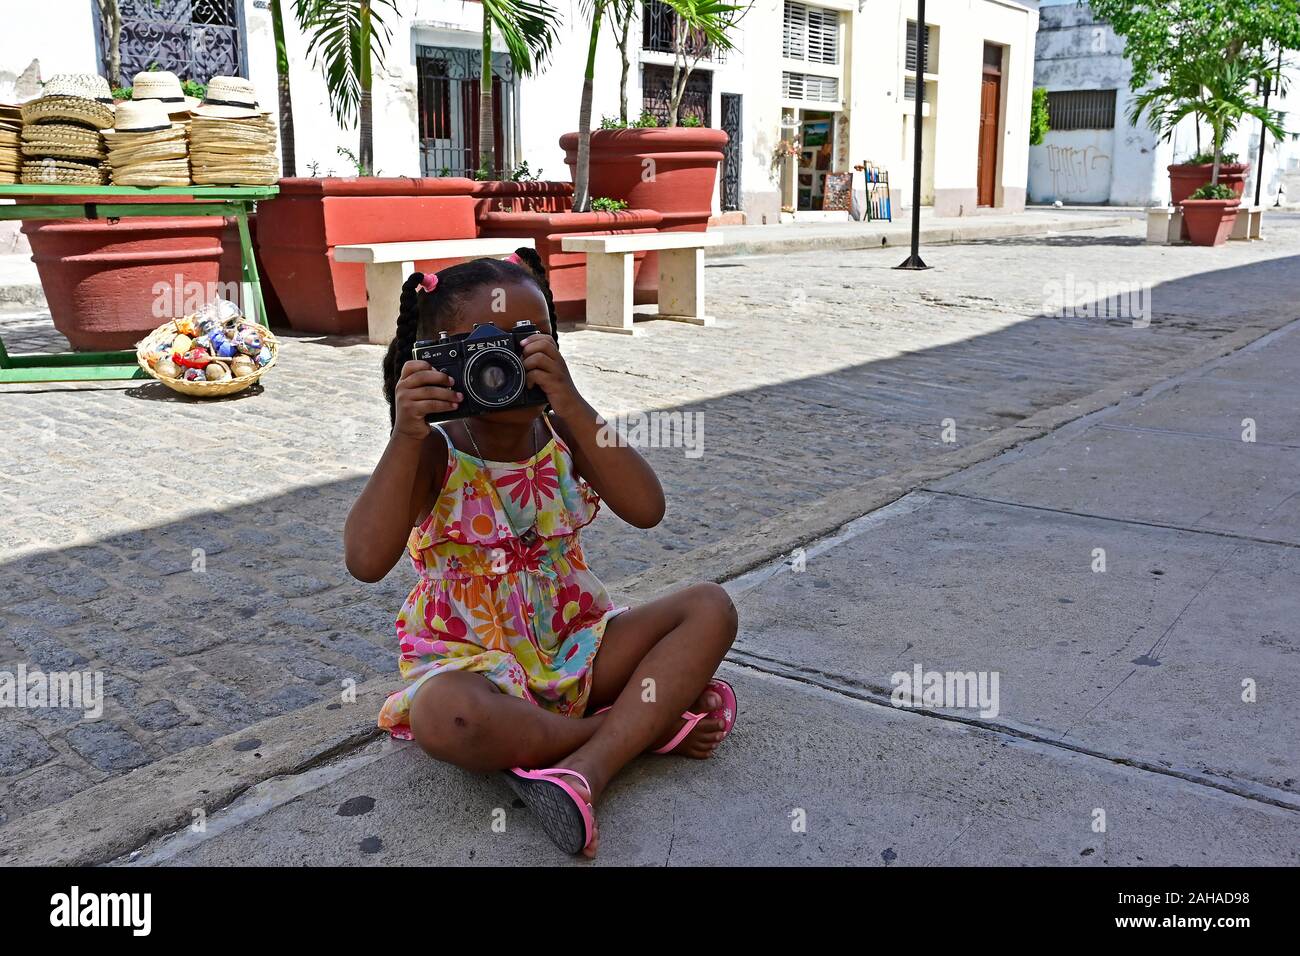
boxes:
[977,45,1002,207]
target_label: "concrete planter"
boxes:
[255,177,479,335]
[20,196,231,351]
[559,128,727,233]
[1181,197,1241,247]
[476,207,664,321]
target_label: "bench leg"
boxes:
[578,251,637,335]
[1251,209,1263,240]
[1167,208,1183,244]
[366,260,413,345]
[1230,208,1251,240]
[655,247,714,326]
[1145,212,1171,245]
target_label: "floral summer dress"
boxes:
[377,415,622,739]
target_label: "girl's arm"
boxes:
[344,361,458,581]
[522,336,666,529]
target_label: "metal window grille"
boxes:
[905,21,936,74]
[1046,90,1117,130]
[416,46,518,179]
[642,1,726,63]
[641,63,713,126]
[783,2,839,65]
[783,71,839,104]
[100,0,246,84]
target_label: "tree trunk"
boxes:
[99,0,123,89]
[668,52,683,127]
[270,0,296,177]
[574,8,603,213]
[479,15,495,177]
[618,7,632,123]
[359,0,373,173]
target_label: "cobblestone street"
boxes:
[3,217,1299,825]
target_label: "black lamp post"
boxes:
[896,0,930,270]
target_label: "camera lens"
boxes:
[464,348,524,407]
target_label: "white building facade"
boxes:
[2,0,1041,223]
[1030,0,1300,207]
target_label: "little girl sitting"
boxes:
[344,249,738,857]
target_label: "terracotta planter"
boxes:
[1181,198,1241,246]
[1168,163,1248,239]
[255,177,479,335]
[20,197,232,351]
[559,128,727,233]
[477,207,664,321]
[472,180,573,216]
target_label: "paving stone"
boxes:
[0,723,56,776]
[63,721,151,773]
[131,699,186,731]
[0,763,93,820]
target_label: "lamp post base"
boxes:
[894,253,931,270]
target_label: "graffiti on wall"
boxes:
[1047,144,1111,196]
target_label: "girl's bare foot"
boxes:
[652,689,728,758]
[549,761,605,859]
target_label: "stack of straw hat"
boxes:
[129,70,201,119]
[103,99,189,186]
[0,102,20,184]
[19,74,114,185]
[189,76,277,185]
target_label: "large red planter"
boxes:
[477,207,664,321]
[255,177,479,335]
[20,198,233,351]
[1169,163,1248,240]
[1181,198,1241,246]
[559,128,727,233]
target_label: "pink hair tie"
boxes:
[505,253,522,265]
[419,274,439,293]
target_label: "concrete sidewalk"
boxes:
[116,318,1300,866]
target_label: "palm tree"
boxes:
[475,0,562,179]
[269,0,297,177]
[660,0,744,126]
[572,0,614,212]
[1131,50,1287,185]
[293,0,398,174]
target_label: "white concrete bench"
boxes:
[1146,206,1182,245]
[1230,204,1263,241]
[335,238,535,344]
[561,232,724,335]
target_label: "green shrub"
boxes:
[591,197,629,212]
[1029,88,1050,146]
[599,115,626,130]
[1185,150,1240,166]
[631,110,659,128]
[1189,183,1238,200]
[681,114,703,128]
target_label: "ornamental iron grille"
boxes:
[641,63,712,127]
[98,0,247,86]
[720,93,742,210]
[417,45,519,179]
[642,1,726,64]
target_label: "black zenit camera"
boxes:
[411,321,546,422]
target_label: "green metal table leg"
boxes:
[235,204,268,329]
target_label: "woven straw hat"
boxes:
[21,95,113,130]
[42,73,115,105]
[194,76,267,119]
[129,70,200,115]
[21,122,105,161]
[112,159,190,186]
[105,130,187,166]
[106,99,178,135]
[21,157,108,185]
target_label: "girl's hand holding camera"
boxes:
[392,360,463,441]
[521,334,583,416]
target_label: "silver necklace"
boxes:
[462,417,541,545]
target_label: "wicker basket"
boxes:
[136,318,279,397]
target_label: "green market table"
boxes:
[0,184,278,383]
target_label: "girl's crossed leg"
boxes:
[407,582,739,855]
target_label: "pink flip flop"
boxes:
[505,767,595,854]
[594,678,739,756]
[653,677,738,755]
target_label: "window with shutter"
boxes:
[783,71,839,104]
[905,21,937,74]
[783,2,840,65]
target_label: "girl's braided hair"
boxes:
[381,247,559,425]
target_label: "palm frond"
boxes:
[292,0,397,125]
[480,0,563,76]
